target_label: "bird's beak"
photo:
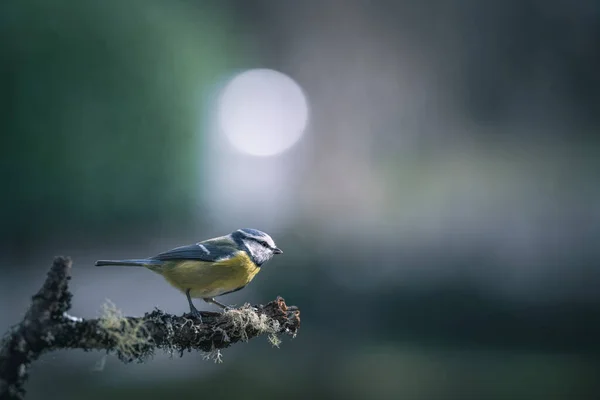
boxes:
[273,247,283,255]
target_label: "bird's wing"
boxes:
[152,238,238,262]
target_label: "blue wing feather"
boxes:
[151,239,237,262]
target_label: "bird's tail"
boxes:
[95,259,162,267]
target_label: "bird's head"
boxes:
[231,228,282,266]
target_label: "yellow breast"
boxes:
[159,251,261,299]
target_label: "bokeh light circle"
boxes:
[217,68,309,156]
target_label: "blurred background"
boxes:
[1,0,600,399]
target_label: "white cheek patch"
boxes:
[242,240,256,257]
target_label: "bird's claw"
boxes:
[189,309,203,323]
[222,305,235,312]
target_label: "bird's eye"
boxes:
[260,240,270,248]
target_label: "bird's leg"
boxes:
[186,289,203,322]
[203,297,234,312]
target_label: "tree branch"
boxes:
[0,256,301,400]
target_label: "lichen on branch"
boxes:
[0,256,301,400]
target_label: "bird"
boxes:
[95,228,282,322]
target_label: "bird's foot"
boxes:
[188,309,203,323]
[222,305,235,312]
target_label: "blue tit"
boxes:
[95,228,282,321]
